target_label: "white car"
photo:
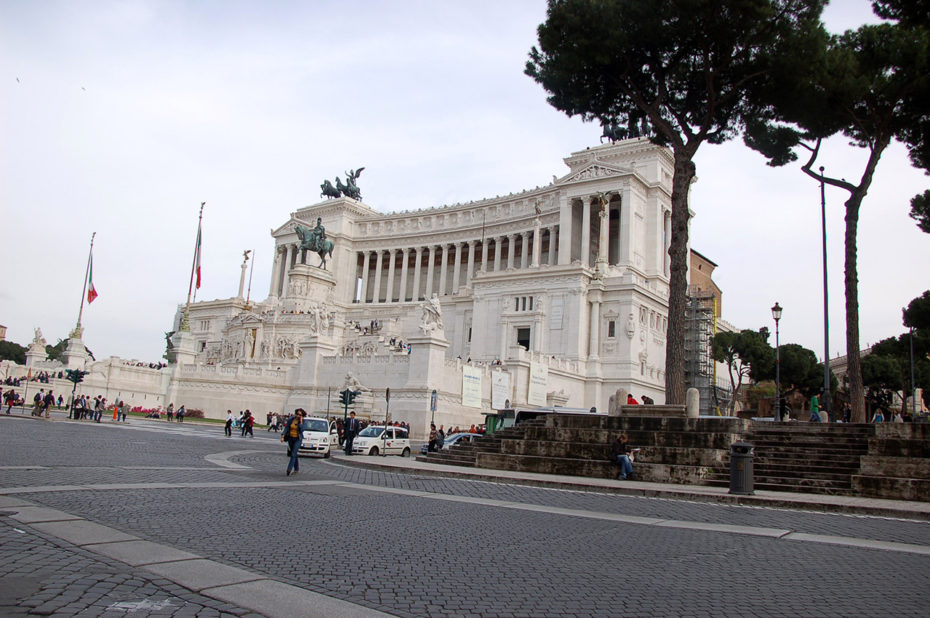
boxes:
[290,417,338,458]
[351,425,411,457]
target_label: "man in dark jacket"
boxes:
[344,411,359,455]
[610,434,634,480]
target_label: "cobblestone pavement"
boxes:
[0,517,263,617]
[2,416,930,617]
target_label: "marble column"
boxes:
[466,240,476,287]
[385,249,396,303]
[452,242,462,293]
[548,227,558,266]
[300,247,307,265]
[520,232,529,269]
[372,250,384,303]
[493,237,502,271]
[588,295,601,360]
[581,198,592,267]
[425,246,435,297]
[412,247,423,301]
[532,220,541,267]
[507,234,516,269]
[439,244,449,296]
[360,251,371,303]
[596,201,609,274]
[268,245,282,298]
[480,238,489,273]
[558,196,572,265]
[399,248,410,303]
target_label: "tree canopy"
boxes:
[712,328,775,413]
[743,12,930,422]
[526,0,825,404]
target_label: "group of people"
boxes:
[163,403,186,422]
[68,395,130,422]
[225,409,255,437]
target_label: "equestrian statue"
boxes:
[295,217,334,270]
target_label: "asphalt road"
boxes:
[1,415,929,617]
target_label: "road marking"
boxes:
[204,450,263,469]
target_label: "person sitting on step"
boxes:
[610,434,635,480]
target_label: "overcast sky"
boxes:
[2,0,927,364]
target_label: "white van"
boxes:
[287,417,338,458]
[351,425,411,457]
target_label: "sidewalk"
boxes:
[329,450,930,521]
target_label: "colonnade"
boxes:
[355,225,560,304]
[267,191,651,303]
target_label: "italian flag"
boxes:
[87,253,98,304]
[194,223,202,289]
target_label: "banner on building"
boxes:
[462,365,482,408]
[491,370,511,410]
[528,362,548,407]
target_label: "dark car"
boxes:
[420,432,481,455]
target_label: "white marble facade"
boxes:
[168,138,676,437]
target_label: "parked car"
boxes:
[352,425,411,457]
[285,417,338,458]
[420,432,482,455]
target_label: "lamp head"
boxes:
[771,302,783,322]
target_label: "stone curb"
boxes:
[333,454,930,521]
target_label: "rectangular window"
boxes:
[522,297,527,311]
[516,327,530,350]
[515,297,520,311]
[468,327,472,343]
[608,321,616,338]
[529,297,534,310]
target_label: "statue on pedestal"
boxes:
[295,217,334,269]
[419,293,444,334]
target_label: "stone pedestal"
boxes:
[25,343,48,366]
[404,333,450,390]
[166,330,197,366]
[59,337,90,370]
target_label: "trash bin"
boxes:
[728,441,754,495]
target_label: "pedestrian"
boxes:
[281,408,306,476]
[166,403,174,422]
[176,405,185,422]
[243,410,254,438]
[809,394,820,422]
[225,410,233,437]
[428,423,439,452]
[57,394,63,409]
[872,408,885,423]
[94,396,105,423]
[610,434,635,480]
[344,411,359,455]
[119,400,129,422]
[626,394,639,405]
[241,410,251,437]
[42,390,55,418]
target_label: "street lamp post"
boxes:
[819,167,831,420]
[772,302,783,421]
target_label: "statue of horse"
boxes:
[295,224,334,270]
[321,180,341,199]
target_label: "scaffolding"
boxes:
[684,292,730,415]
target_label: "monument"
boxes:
[165,139,677,437]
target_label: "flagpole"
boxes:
[245,248,255,309]
[181,202,205,332]
[73,232,96,338]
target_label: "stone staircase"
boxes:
[704,423,874,496]
[417,413,930,502]
[853,423,930,501]
[420,414,749,485]
[416,423,534,467]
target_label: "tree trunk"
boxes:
[844,190,866,423]
[838,137,888,423]
[664,149,697,405]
